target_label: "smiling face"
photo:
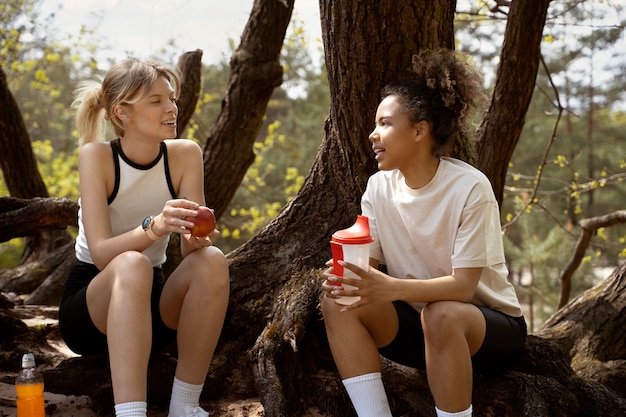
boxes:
[118,75,178,140]
[369,95,422,172]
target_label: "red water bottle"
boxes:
[330,215,374,305]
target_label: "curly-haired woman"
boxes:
[321,49,527,417]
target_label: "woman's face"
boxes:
[368,95,420,172]
[121,76,178,140]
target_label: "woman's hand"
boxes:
[322,260,398,311]
[321,259,344,299]
[157,199,222,252]
[151,198,199,236]
[182,228,220,249]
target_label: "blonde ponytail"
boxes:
[73,80,105,146]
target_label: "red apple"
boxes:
[185,206,216,237]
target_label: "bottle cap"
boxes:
[22,353,36,368]
[331,215,374,244]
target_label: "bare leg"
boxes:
[321,296,398,378]
[322,297,399,417]
[421,301,486,413]
[159,246,230,384]
[86,251,155,404]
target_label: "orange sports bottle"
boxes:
[15,353,45,417]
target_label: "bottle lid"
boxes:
[332,215,374,244]
[22,353,36,368]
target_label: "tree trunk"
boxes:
[239,1,457,415]
[538,261,626,399]
[0,66,72,265]
[201,0,296,219]
[176,49,203,135]
[476,0,551,206]
[0,68,49,200]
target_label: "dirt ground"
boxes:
[0,381,266,417]
[1,374,268,417]
[1,304,332,417]
[0,304,271,417]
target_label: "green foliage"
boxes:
[179,19,328,254]
[504,206,595,330]
[493,1,626,326]
[217,121,307,253]
[1,1,104,154]
[0,239,24,269]
[32,140,79,200]
[180,60,231,144]
[0,0,96,264]
[456,1,625,327]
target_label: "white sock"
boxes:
[435,405,473,417]
[342,372,392,417]
[168,377,203,417]
[114,401,147,417]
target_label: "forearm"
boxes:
[90,225,159,270]
[391,269,480,304]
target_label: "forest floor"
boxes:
[0,381,266,417]
[0,304,268,417]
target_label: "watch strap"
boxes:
[144,217,162,241]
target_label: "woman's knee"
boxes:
[110,250,152,269]
[321,296,369,329]
[109,251,154,291]
[421,301,462,335]
[188,246,230,291]
[321,294,341,321]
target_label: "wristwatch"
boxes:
[142,216,161,241]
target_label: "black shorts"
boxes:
[378,301,527,374]
[58,259,177,355]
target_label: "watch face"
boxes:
[142,216,152,230]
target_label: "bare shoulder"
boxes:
[77,142,115,193]
[164,140,204,191]
[78,141,113,164]
[164,138,202,156]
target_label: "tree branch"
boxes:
[176,49,203,135]
[0,197,78,243]
[502,56,563,232]
[557,210,626,309]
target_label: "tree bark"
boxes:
[0,197,78,243]
[539,261,626,399]
[476,0,551,206]
[176,49,203,135]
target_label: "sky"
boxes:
[37,0,323,66]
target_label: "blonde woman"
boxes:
[59,58,229,417]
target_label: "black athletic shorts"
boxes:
[378,300,527,374]
[58,259,177,355]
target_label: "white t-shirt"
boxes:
[361,157,523,317]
